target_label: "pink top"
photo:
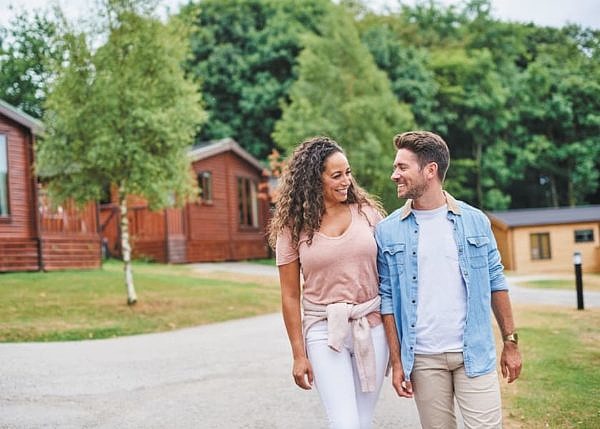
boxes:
[276,203,383,326]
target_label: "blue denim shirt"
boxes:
[376,192,508,379]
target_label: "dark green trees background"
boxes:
[1,0,599,211]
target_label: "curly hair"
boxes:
[268,136,385,249]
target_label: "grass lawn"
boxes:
[0,259,280,342]
[502,304,600,428]
[514,274,600,292]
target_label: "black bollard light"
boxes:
[573,251,584,310]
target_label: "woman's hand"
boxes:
[292,356,314,390]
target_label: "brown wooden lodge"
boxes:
[0,99,101,272]
[100,138,271,264]
[1,98,270,273]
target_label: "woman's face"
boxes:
[321,151,352,206]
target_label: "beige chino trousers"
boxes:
[411,352,502,429]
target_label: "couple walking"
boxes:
[268,131,522,429]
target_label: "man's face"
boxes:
[391,149,428,200]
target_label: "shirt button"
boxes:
[412,300,416,304]
[412,276,416,281]
[412,251,416,255]
[413,230,418,234]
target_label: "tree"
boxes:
[181,0,330,159]
[514,52,600,207]
[428,47,512,209]
[36,0,206,304]
[0,9,61,118]
[273,6,414,210]
[360,23,442,131]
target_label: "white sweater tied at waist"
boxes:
[302,295,381,392]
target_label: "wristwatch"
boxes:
[502,332,519,344]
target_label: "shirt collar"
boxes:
[399,190,461,220]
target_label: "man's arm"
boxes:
[376,227,413,397]
[382,314,413,397]
[491,290,522,383]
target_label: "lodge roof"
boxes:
[188,138,265,172]
[488,205,600,227]
[0,99,44,136]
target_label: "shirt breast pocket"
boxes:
[383,243,406,270]
[466,236,489,269]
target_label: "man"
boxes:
[376,131,522,428]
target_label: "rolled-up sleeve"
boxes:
[485,217,508,292]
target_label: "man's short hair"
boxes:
[393,131,450,182]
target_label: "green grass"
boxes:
[247,258,276,266]
[503,306,600,428]
[515,274,600,292]
[0,260,280,342]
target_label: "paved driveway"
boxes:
[0,314,420,429]
[2,262,598,429]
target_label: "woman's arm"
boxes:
[279,259,313,389]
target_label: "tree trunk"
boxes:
[475,140,483,209]
[550,175,559,208]
[119,187,137,305]
[567,166,576,207]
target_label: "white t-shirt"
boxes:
[413,205,466,354]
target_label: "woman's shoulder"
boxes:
[351,203,384,225]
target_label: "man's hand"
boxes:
[500,342,522,383]
[292,356,314,390]
[391,363,414,398]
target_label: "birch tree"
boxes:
[36,0,206,304]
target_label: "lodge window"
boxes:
[0,134,8,216]
[530,232,551,260]
[238,177,258,228]
[197,171,212,203]
[574,229,594,243]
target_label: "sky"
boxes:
[1,0,599,29]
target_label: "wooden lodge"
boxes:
[0,99,101,272]
[100,138,271,263]
[488,206,600,273]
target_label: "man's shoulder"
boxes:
[456,200,487,219]
[377,207,404,228]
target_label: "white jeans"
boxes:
[306,321,389,429]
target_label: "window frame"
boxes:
[237,176,259,229]
[530,232,551,260]
[0,133,10,219]
[574,229,594,243]
[197,171,213,204]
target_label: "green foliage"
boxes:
[273,6,414,210]
[429,47,511,208]
[512,31,600,207]
[37,1,206,209]
[181,0,330,158]
[0,9,62,118]
[360,24,442,131]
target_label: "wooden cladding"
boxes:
[0,109,101,272]
[99,144,271,263]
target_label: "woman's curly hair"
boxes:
[268,136,385,249]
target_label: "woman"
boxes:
[268,136,389,429]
